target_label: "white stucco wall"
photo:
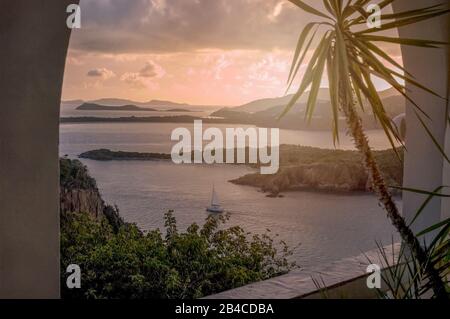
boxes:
[0,1,75,299]
[393,0,449,243]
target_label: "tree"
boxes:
[61,211,295,299]
[281,0,449,299]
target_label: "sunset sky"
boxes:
[62,0,401,106]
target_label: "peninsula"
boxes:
[78,146,403,196]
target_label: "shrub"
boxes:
[61,211,295,299]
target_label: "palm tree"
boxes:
[281,0,449,298]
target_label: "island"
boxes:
[60,115,230,124]
[230,146,403,196]
[76,103,158,112]
[79,149,172,161]
[165,108,196,113]
[65,88,405,131]
[78,146,403,196]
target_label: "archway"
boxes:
[0,0,448,298]
[0,0,77,299]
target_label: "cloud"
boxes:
[120,60,165,89]
[64,1,402,105]
[139,61,165,78]
[86,68,116,79]
[67,56,84,66]
[241,53,288,95]
[70,0,313,53]
[120,72,147,89]
[268,1,286,22]
[148,0,167,15]
[212,55,232,80]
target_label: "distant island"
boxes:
[61,115,219,124]
[64,87,405,131]
[62,97,221,111]
[76,103,158,112]
[75,102,196,113]
[78,146,403,196]
[210,87,405,131]
[230,145,403,196]
[165,108,196,112]
[79,149,172,161]
[83,98,191,108]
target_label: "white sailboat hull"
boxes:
[206,205,224,213]
[207,184,224,213]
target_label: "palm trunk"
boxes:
[340,90,448,299]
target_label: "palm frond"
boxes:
[287,22,319,86]
[305,36,332,122]
[278,31,331,119]
[357,34,447,48]
[354,4,449,32]
[284,0,450,299]
[286,23,324,93]
[406,186,446,227]
[289,0,334,20]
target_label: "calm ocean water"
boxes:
[60,122,400,270]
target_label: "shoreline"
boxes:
[78,147,403,197]
[59,116,386,132]
[252,184,403,198]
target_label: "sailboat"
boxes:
[206,184,224,213]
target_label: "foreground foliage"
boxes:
[375,187,450,299]
[284,0,449,298]
[61,211,294,299]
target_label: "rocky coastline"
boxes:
[77,146,403,197]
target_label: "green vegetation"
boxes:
[60,157,98,190]
[60,157,125,232]
[60,158,294,299]
[79,149,172,161]
[61,211,294,299]
[79,146,403,195]
[284,0,449,299]
[375,187,450,299]
[232,146,403,195]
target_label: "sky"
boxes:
[62,0,402,106]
